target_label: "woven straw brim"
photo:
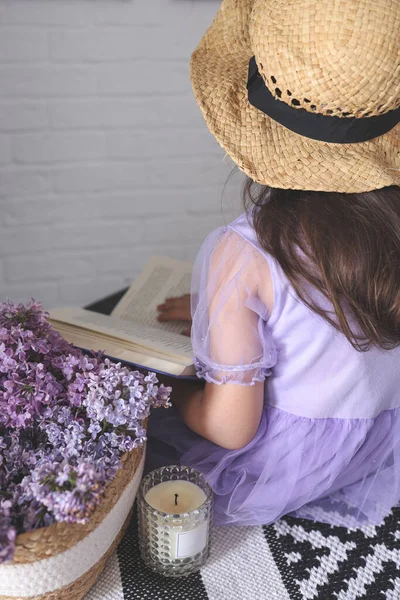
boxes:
[190,0,400,193]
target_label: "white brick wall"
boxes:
[0,0,243,309]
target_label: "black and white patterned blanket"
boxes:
[86,507,400,600]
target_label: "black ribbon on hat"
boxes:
[247,56,400,144]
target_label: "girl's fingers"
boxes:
[164,294,190,302]
[157,295,191,321]
[157,309,191,322]
[182,326,191,337]
[158,295,190,310]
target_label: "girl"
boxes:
[149,0,400,528]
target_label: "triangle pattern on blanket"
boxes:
[263,509,400,600]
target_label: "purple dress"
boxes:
[147,213,400,527]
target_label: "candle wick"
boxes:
[174,493,179,506]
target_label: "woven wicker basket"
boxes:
[0,445,145,600]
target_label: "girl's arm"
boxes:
[158,231,273,451]
[173,380,264,450]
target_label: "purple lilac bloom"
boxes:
[0,300,171,564]
[0,503,16,564]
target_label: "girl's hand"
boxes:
[157,294,192,336]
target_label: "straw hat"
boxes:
[190,0,400,193]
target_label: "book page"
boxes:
[52,324,190,376]
[50,307,193,360]
[111,256,192,334]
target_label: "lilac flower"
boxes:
[25,459,110,524]
[0,503,16,564]
[0,300,171,564]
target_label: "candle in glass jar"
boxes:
[145,480,208,561]
[138,466,213,576]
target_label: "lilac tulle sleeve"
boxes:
[191,227,277,385]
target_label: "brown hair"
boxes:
[244,179,400,351]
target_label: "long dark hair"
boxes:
[244,179,400,351]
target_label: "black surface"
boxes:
[85,288,128,316]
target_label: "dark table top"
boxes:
[86,289,128,316]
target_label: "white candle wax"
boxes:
[145,480,206,514]
[145,480,208,560]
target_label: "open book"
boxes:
[50,257,196,378]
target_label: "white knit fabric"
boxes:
[201,525,290,600]
[85,553,124,600]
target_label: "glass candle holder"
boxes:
[138,465,213,577]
